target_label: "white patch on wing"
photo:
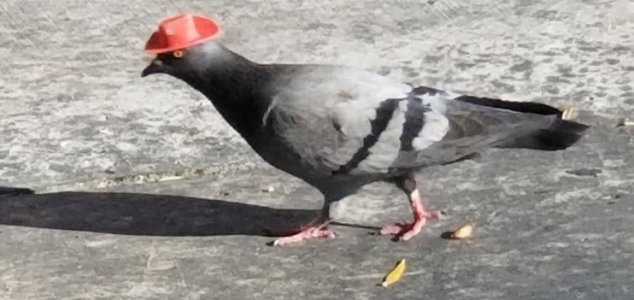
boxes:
[332,102,376,137]
[354,100,408,173]
[420,93,447,114]
[412,111,449,150]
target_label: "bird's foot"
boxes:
[379,209,443,241]
[270,221,335,246]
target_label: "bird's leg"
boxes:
[271,203,336,246]
[380,175,443,241]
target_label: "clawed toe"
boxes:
[270,224,335,246]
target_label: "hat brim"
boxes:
[144,33,221,54]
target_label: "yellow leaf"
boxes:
[381,259,406,287]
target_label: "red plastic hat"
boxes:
[144,14,222,54]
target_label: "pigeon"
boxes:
[141,14,589,245]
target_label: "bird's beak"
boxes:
[141,59,163,77]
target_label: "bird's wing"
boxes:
[263,65,556,175]
[389,91,557,169]
[264,65,414,174]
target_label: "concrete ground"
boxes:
[1,0,633,299]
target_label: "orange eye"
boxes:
[173,50,184,58]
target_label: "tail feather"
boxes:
[497,117,589,150]
[454,95,563,116]
[453,95,590,150]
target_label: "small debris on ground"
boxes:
[157,175,184,182]
[561,107,578,120]
[616,118,634,127]
[565,168,602,177]
[261,186,275,193]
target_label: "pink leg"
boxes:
[380,177,443,241]
[271,217,335,246]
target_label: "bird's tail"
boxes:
[453,95,590,150]
[497,117,589,150]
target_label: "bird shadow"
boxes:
[0,186,317,237]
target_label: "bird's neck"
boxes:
[188,47,273,138]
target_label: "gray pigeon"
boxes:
[141,15,589,245]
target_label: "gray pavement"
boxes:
[1,0,633,299]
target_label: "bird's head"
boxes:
[142,42,229,79]
[141,13,225,83]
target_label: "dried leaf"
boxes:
[451,223,474,239]
[381,259,406,287]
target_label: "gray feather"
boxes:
[263,65,412,174]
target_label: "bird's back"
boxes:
[254,64,586,180]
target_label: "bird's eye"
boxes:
[173,50,184,58]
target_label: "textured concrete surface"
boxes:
[1,0,633,299]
